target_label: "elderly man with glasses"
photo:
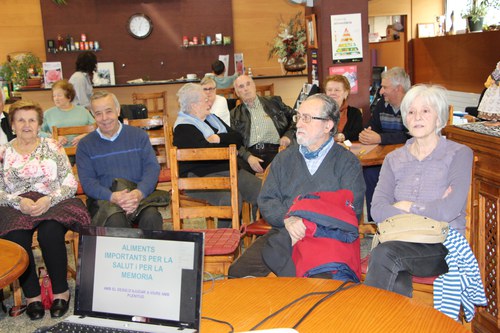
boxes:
[228,94,365,278]
[231,75,295,174]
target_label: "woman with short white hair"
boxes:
[365,84,475,297]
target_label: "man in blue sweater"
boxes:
[76,91,163,229]
[359,67,411,221]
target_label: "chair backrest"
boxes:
[123,116,170,169]
[255,83,274,97]
[132,91,168,120]
[169,144,239,230]
[446,104,454,126]
[52,124,96,158]
[216,87,237,99]
[216,84,274,109]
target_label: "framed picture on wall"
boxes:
[93,62,115,86]
[417,23,436,38]
[306,14,318,49]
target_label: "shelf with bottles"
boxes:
[48,48,102,54]
[47,34,100,54]
[180,43,231,49]
[181,34,232,48]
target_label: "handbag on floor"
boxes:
[39,267,54,310]
[371,214,449,249]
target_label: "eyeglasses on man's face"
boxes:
[203,87,216,92]
[293,113,329,123]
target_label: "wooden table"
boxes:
[348,142,403,167]
[0,239,29,289]
[200,277,468,333]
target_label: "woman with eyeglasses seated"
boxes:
[173,83,261,226]
[200,76,230,126]
[324,75,363,142]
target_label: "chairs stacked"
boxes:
[132,91,168,119]
[169,144,241,276]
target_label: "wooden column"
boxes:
[307,0,370,124]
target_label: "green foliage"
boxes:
[461,0,500,22]
[52,0,68,4]
[268,12,307,63]
[0,52,42,88]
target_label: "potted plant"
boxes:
[0,52,43,89]
[461,0,500,32]
[268,12,307,73]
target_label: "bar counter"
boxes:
[17,74,306,122]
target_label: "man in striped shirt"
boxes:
[231,75,295,174]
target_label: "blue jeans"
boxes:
[364,241,448,297]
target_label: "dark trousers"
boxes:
[228,229,278,278]
[88,200,163,230]
[2,220,68,298]
[239,143,280,175]
[364,241,448,297]
[363,165,381,221]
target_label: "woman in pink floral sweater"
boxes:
[0,100,90,321]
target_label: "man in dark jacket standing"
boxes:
[231,75,295,174]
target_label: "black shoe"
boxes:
[26,301,45,320]
[50,296,70,318]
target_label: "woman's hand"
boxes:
[57,136,68,146]
[19,198,36,215]
[393,200,413,213]
[206,134,220,143]
[71,134,86,146]
[30,196,52,216]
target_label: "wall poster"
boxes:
[330,13,363,63]
[329,65,358,94]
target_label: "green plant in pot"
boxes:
[461,0,500,32]
[0,52,43,89]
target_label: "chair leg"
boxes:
[9,279,26,316]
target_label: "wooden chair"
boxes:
[123,116,171,172]
[447,104,454,126]
[52,124,97,160]
[132,91,168,119]
[216,87,237,99]
[52,124,97,197]
[216,84,275,109]
[242,165,272,249]
[169,144,241,276]
[255,83,274,97]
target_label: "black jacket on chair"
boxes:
[230,96,295,161]
[1,112,16,142]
